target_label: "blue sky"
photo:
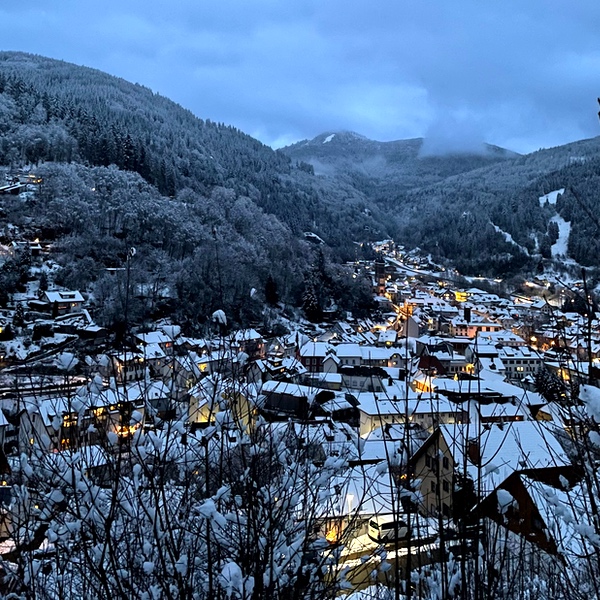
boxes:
[2,0,600,153]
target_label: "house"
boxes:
[231,329,265,359]
[439,421,572,501]
[360,423,429,462]
[312,390,360,427]
[19,385,147,452]
[417,350,469,377]
[334,344,365,367]
[497,346,543,381]
[10,240,43,257]
[159,353,202,391]
[246,359,271,385]
[142,380,178,418]
[477,399,528,424]
[257,380,316,420]
[188,375,254,430]
[135,330,177,354]
[477,330,527,348]
[319,463,410,544]
[355,390,466,437]
[299,342,332,373]
[188,376,222,426]
[274,420,360,466]
[338,365,389,393]
[42,290,85,317]
[448,315,503,338]
[377,329,397,348]
[101,352,147,383]
[246,354,304,385]
[300,371,343,391]
[470,462,589,556]
[141,343,167,374]
[408,429,455,518]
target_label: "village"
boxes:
[0,227,599,590]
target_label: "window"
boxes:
[443,480,450,492]
[431,481,437,493]
[443,456,449,470]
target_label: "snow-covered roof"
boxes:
[135,330,173,346]
[378,330,397,344]
[260,380,316,400]
[439,421,570,497]
[303,372,343,384]
[232,328,262,342]
[299,342,332,358]
[43,290,84,303]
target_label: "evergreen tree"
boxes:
[38,271,49,294]
[264,275,279,306]
[302,275,322,322]
[13,303,25,328]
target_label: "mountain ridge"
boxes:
[282,130,520,192]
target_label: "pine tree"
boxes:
[38,271,48,294]
[264,275,279,306]
[302,275,322,322]
[13,303,25,328]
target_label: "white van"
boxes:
[368,514,410,543]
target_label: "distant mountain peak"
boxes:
[302,131,370,146]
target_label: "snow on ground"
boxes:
[529,231,539,253]
[490,223,529,255]
[539,188,564,206]
[550,214,571,258]
[323,134,335,144]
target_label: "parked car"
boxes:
[368,514,410,543]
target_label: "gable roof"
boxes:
[439,421,570,497]
[43,290,84,303]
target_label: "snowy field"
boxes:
[550,214,571,258]
[539,188,564,206]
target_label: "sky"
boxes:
[1,0,600,154]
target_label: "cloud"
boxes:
[420,112,486,156]
[1,0,599,153]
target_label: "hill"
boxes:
[283,130,519,193]
[0,52,385,330]
[284,129,600,277]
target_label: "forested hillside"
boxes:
[0,52,387,330]
[284,131,519,194]
[285,131,600,276]
[0,52,392,253]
